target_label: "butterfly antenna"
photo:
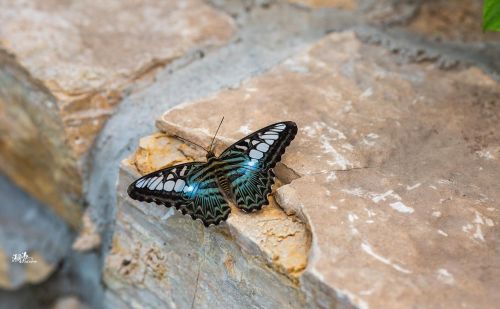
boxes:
[208,116,224,152]
[174,135,209,153]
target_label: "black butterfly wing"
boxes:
[128,162,230,226]
[218,121,297,212]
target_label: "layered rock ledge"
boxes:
[108,31,500,308]
[0,0,234,227]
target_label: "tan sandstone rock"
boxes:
[118,31,500,308]
[0,0,234,227]
[407,0,500,42]
[289,0,356,10]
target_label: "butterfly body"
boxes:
[128,121,297,227]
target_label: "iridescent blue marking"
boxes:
[183,182,199,199]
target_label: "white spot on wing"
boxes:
[180,166,187,176]
[149,177,162,190]
[167,174,174,180]
[249,149,263,159]
[136,179,145,188]
[275,124,286,129]
[235,145,247,151]
[155,180,164,190]
[164,180,175,191]
[174,179,185,192]
[260,134,279,140]
[265,139,275,145]
[256,143,269,152]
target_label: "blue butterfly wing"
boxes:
[219,121,297,212]
[128,162,230,226]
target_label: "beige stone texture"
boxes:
[72,211,102,252]
[0,249,12,289]
[104,138,310,307]
[0,0,235,227]
[289,0,356,10]
[147,31,498,308]
[407,0,500,42]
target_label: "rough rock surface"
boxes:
[109,31,500,308]
[0,0,234,227]
[406,0,499,42]
[104,134,310,308]
[0,174,72,290]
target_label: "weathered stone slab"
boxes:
[0,0,234,227]
[289,0,356,9]
[148,31,499,308]
[406,0,500,42]
[0,174,73,290]
[104,133,310,308]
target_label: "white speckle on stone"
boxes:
[475,150,494,160]
[341,143,354,151]
[366,220,374,224]
[462,223,473,233]
[330,205,338,210]
[371,190,398,203]
[432,211,442,218]
[473,224,485,242]
[361,242,411,274]
[406,183,421,191]
[326,172,336,182]
[283,58,310,73]
[389,201,414,214]
[365,208,376,217]
[335,289,370,309]
[436,268,455,285]
[320,136,352,169]
[362,133,379,146]
[161,208,175,221]
[429,185,437,190]
[439,198,452,204]
[437,230,448,237]
[342,187,365,197]
[438,179,452,185]
[360,87,373,99]
[473,211,484,225]
[348,213,359,222]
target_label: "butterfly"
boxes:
[128,119,298,227]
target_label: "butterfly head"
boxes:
[206,150,216,160]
